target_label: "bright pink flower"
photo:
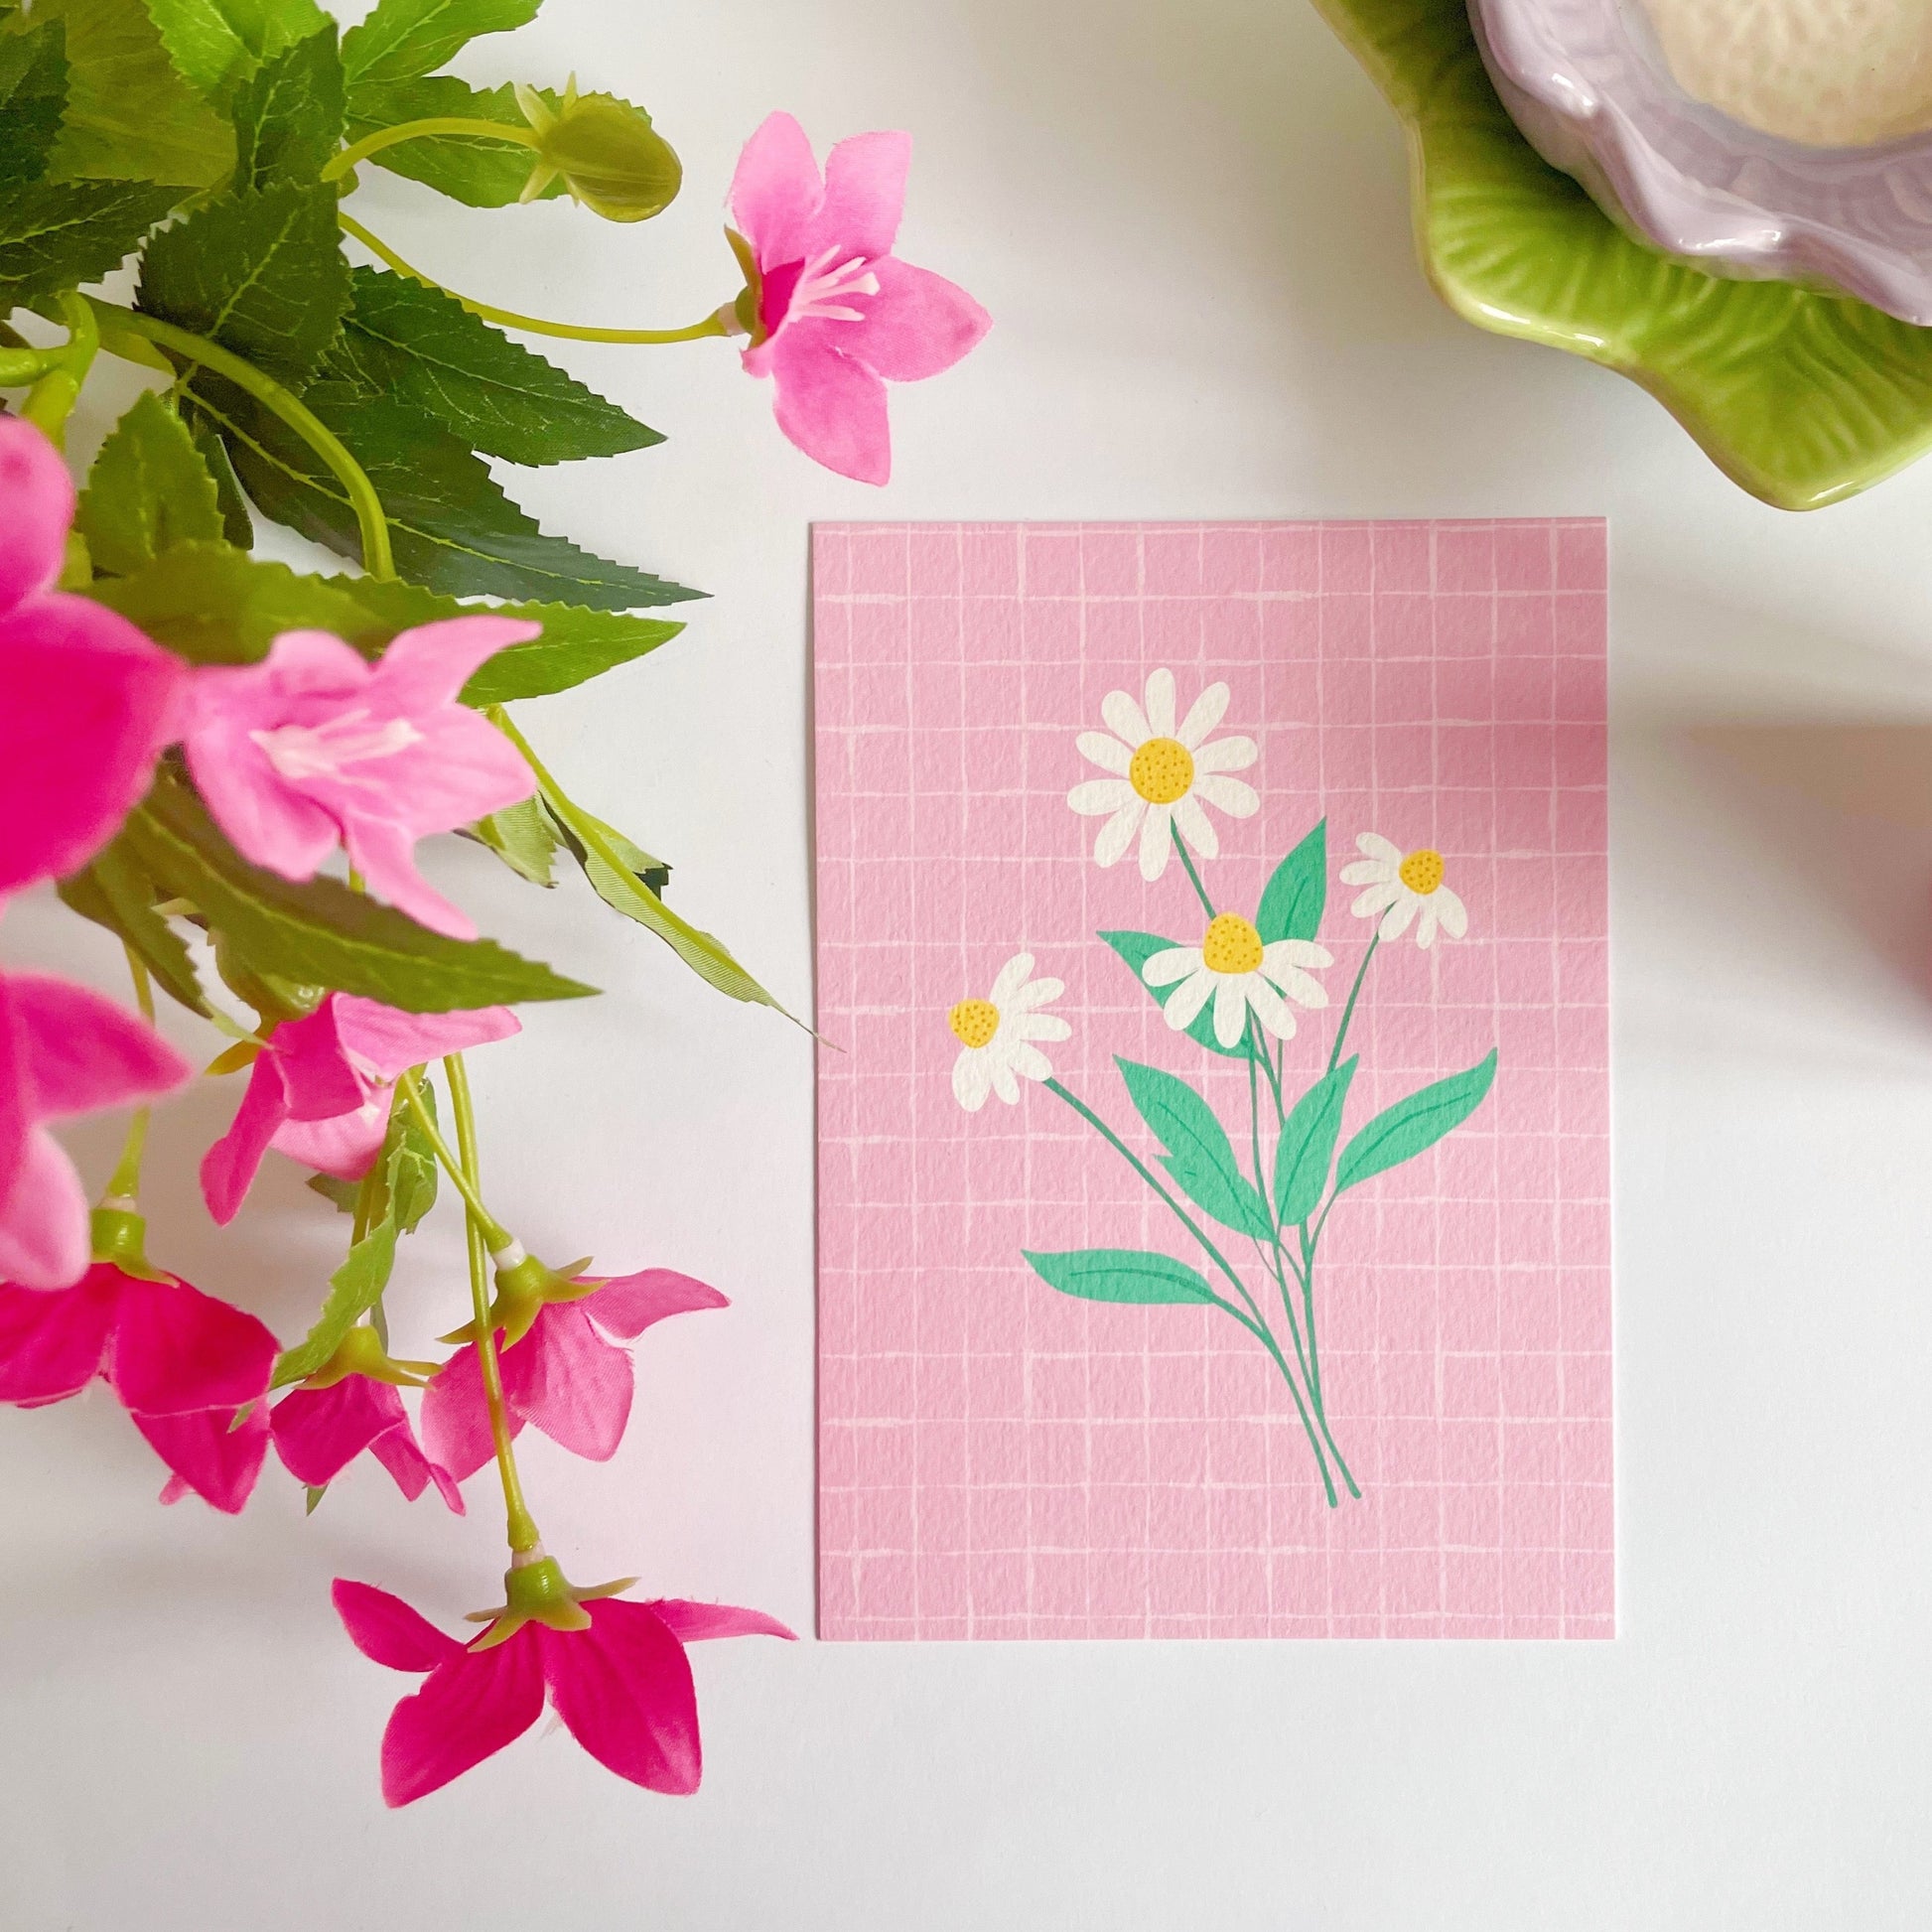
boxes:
[0,976,189,1289]
[334,1578,794,1805]
[422,1268,726,1481]
[181,618,540,938]
[728,112,990,483]
[201,994,518,1224]
[0,1257,276,1511]
[272,1375,463,1510]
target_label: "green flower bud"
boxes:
[515,78,681,223]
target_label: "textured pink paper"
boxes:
[814,521,1610,1640]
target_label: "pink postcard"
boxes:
[813,521,1610,1640]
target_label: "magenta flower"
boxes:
[273,1375,463,1510]
[335,1576,793,1805]
[727,111,990,483]
[0,1250,277,1512]
[181,617,541,938]
[423,1267,727,1481]
[201,994,518,1224]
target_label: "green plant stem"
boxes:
[1326,931,1380,1074]
[339,212,731,344]
[394,1068,513,1251]
[1243,1039,1316,1378]
[487,704,640,894]
[444,1051,539,1555]
[1171,824,1215,920]
[22,294,99,447]
[1043,1076,1335,1507]
[81,297,395,580]
[323,116,541,183]
[101,947,155,1205]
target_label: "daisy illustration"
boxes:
[947,953,1072,1110]
[1067,668,1259,882]
[1340,834,1469,948]
[1143,913,1330,1049]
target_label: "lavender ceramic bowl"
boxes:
[1469,0,1932,325]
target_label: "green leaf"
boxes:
[0,178,179,306]
[123,770,597,1011]
[141,0,328,99]
[1273,1056,1355,1227]
[37,0,231,188]
[453,607,681,702]
[342,75,564,206]
[385,1079,437,1233]
[199,378,701,607]
[1256,819,1326,944]
[270,1209,398,1387]
[55,838,211,1014]
[341,0,539,85]
[0,19,69,189]
[1115,1056,1270,1238]
[138,180,349,384]
[1334,1048,1498,1194]
[229,24,341,192]
[1022,1248,1220,1306]
[327,266,661,467]
[76,391,225,574]
[306,1172,360,1212]
[470,795,557,887]
[1098,929,1247,1061]
[191,421,253,546]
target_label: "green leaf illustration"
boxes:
[469,795,558,887]
[327,266,661,467]
[123,771,597,1012]
[1334,1048,1497,1194]
[0,19,69,189]
[1273,1055,1356,1226]
[0,179,179,306]
[229,25,342,192]
[75,391,225,575]
[342,75,565,206]
[56,838,210,1015]
[341,0,540,85]
[138,180,350,385]
[1098,929,1247,1061]
[1022,1247,1220,1306]
[1116,1056,1270,1237]
[144,0,328,101]
[1256,819,1327,944]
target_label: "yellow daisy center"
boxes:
[1128,736,1194,805]
[1398,848,1445,896]
[1200,912,1264,977]
[947,998,1000,1049]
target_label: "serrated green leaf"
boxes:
[548,803,667,895]
[138,180,349,384]
[1334,1048,1497,1194]
[327,266,660,467]
[230,24,341,192]
[141,0,327,99]
[0,178,179,305]
[1256,819,1327,945]
[342,74,563,206]
[1273,1056,1355,1227]
[38,0,231,187]
[191,421,253,546]
[1116,1056,1270,1238]
[1099,929,1248,1061]
[124,770,597,1011]
[76,391,225,574]
[56,838,211,1014]
[0,19,69,189]
[341,0,538,84]
[470,795,557,886]
[270,1210,397,1386]
[1022,1247,1220,1307]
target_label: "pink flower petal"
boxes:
[182,712,340,881]
[10,974,191,1120]
[0,1269,118,1402]
[0,1126,92,1291]
[333,1578,463,1672]
[331,998,519,1081]
[109,1271,277,1415]
[767,331,892,483]
[367,1419,466,1512]
[805,128,909,264]
[342,813,476,939]
[381,1631,545,1806]
[649,1598,798,1644]
[370,616,540,715]
[500,1305,632,1462]
[272,1376,398,1485]
[132,1400,269,1513]
[729,110,822,263]
[420,1340,516,1482]
[346,704,536,833]
[584,1267,729,1340]
[850,256,991,382]
[251,629,373,702]
[200,1050,292,1226]
[540,1599,702,1795]
[0,415,72,610]
[271,1002,373,1122]
[270,1098,390,1181]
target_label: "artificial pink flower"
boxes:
[727,111,989,483]
[0,415,187,898]
[181,617,540,938]
[0,1254,276,1511]
[0,975,190,1288]
[201,994,518,1224]
[272,1375,463,1510]
[334,1577,794,1805]
[423,1268,727,1481]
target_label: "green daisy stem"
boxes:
[394,1067,514,1252]
[1325,931,1380,1075]
[322,117,542,184]
[1043,1077,1336,1507]
[100,946,155,1207]
[1171,824,1216,919]
[339,212,731,345]
[444,1051,540,1556]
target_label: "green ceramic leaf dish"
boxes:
[1311,0,1932,509]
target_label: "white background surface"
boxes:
[6,0,1932,1925]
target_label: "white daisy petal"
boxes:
[1339,860,1396,886]
[1015,1013,1072,1042]
[1075,731,1132,775]
[1138,802,1173,881]
[1244,976,1297,1040]
[1266,964,1329,1009]
[1416,902,1440,949]
[1192,734,1256,773]
[1162,966,1215,1032]
[1378,896,1419,941]
[1356,832,1402,864]
[989,953,1035,1007]
[1008,976,1064,1012]
[1264,938,1332,972]
[953,1049,993,1111]
[1093,798,1145,868]
[1101,688,1151,750]
[1143,946,1202,987]
[1173,792,1219,859]
[1192,773,1258,818]
[1176,681,1229,749]
[1435,885,1468,939]
[1212,976,1250,1048]
[1143,667,1176,738]
[1006,1042,1053,1083]
[1069,777,1134,817]
[991,1057,1021,1105]
[1351,883,1401,921]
